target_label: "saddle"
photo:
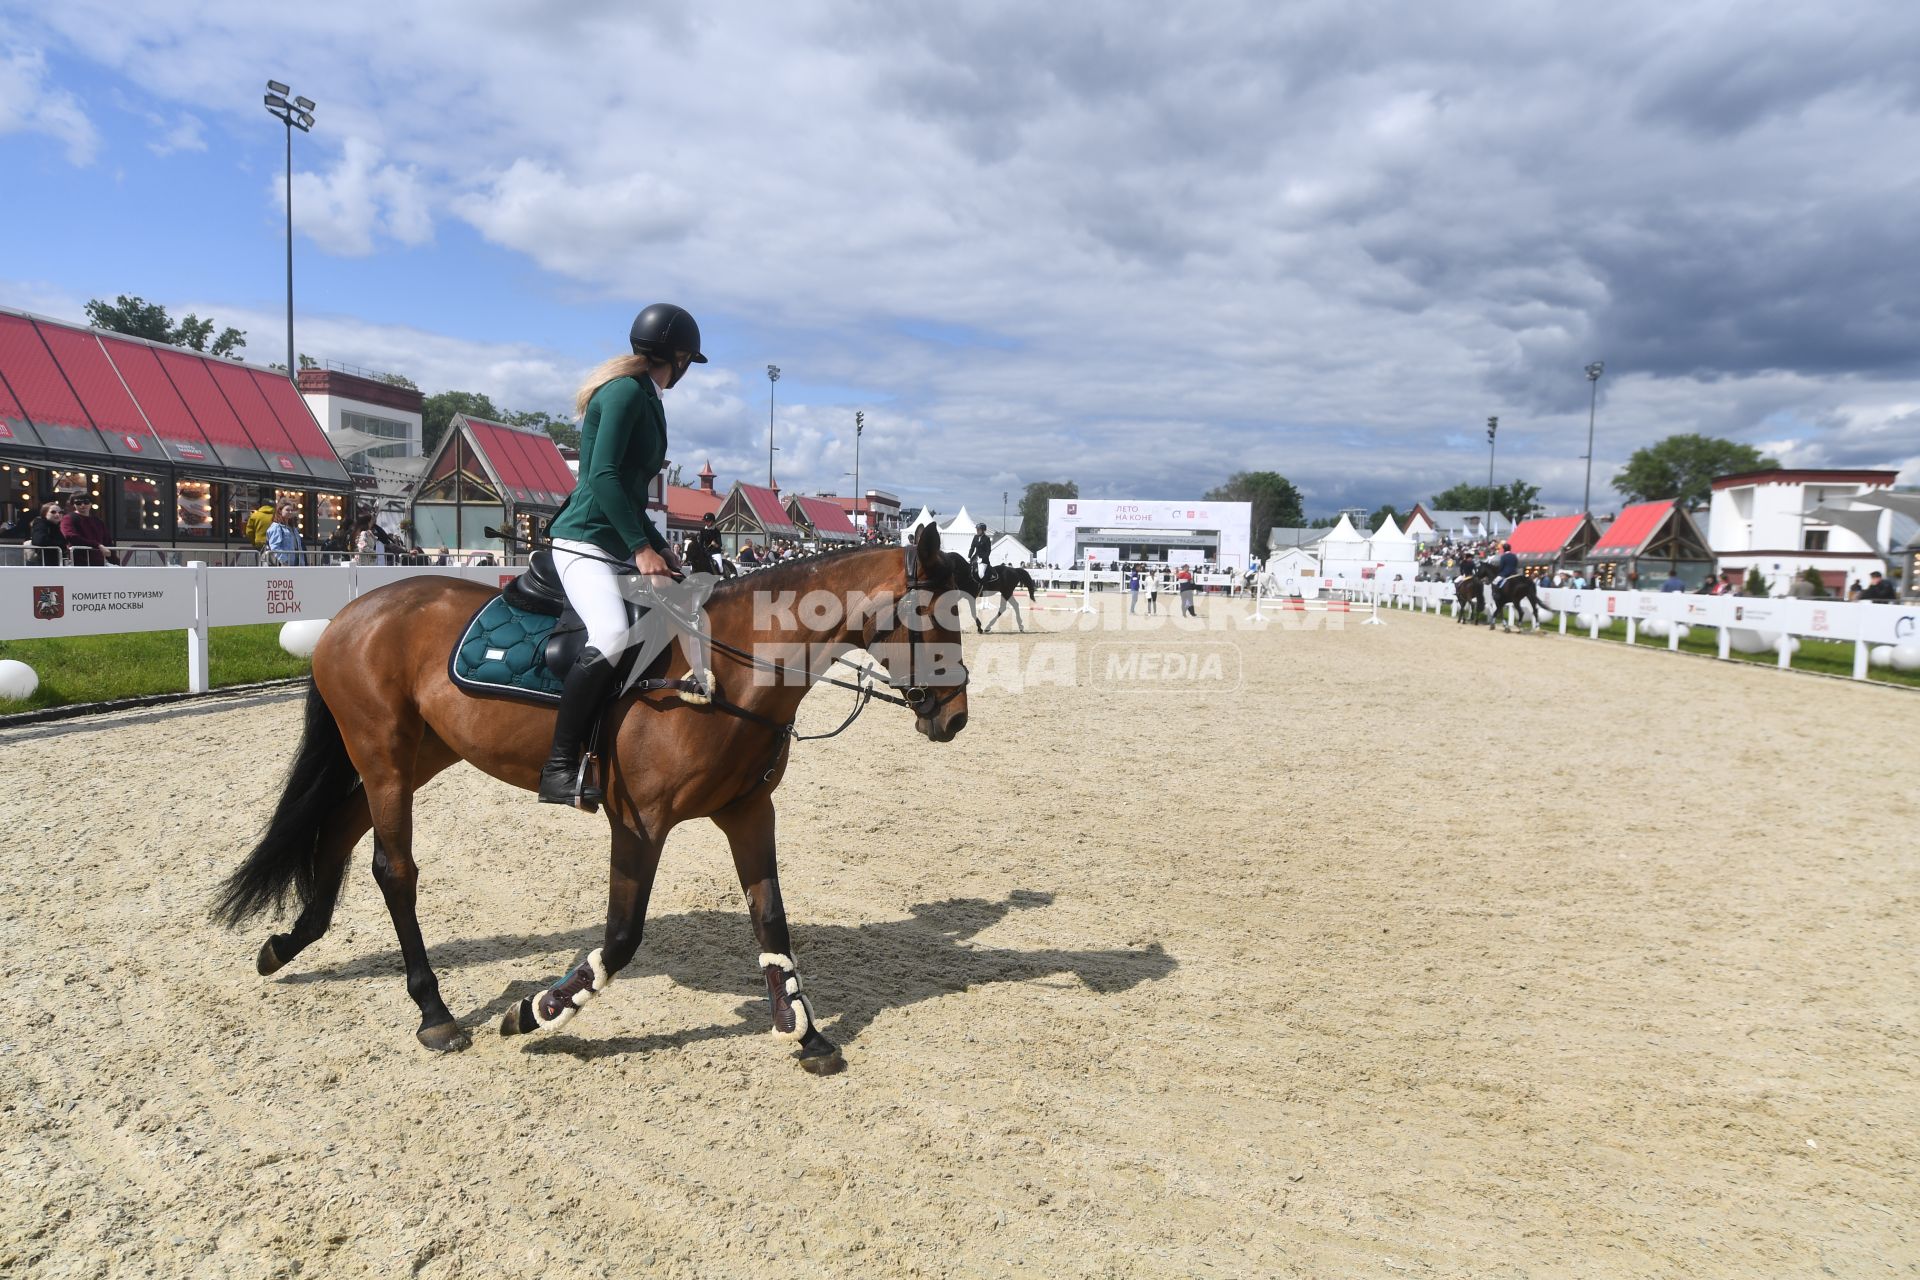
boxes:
[451,550,656,704]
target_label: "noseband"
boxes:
[880,543,969,717]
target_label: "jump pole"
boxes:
[1361,582,1385,626]
[1077,554,1097,615]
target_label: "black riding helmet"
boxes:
[629,303,707,388]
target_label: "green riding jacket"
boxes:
[547,375,669,561]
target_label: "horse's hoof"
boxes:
[418,1021,471,1053]
[256,936,285,976]
[499,998,536,1037]
[796,1045,845,1075]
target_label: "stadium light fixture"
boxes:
[264,80,317,380]
[766,365,781,488]
[1582,361,1605,518]
[1485,416,1499,536]
[853,410,865,534]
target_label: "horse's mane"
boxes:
[706,544,901,601]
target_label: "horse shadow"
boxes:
[279,889,1176,1059]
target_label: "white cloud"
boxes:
[145,110,203,156]
[12,2,1920,515]
[0,41,98,164]
[278,137,432,257]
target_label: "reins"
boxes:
[484,530,957,756]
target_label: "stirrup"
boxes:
[538,752,602,811]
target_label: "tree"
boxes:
[503,408,580,452]
[1743,565,1769,597]
[1368,503,1400,531]
[422,390,501,454]
[376,371,418,390]
[1018,481,1077,553]
[1612,434,1778,507]
[1428,480,1543,523]
[1203,470,1303,560]
[85,294,245,358]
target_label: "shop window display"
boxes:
[176,479,216,539]
[116,473,168,541]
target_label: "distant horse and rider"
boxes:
[945,552,1038,632]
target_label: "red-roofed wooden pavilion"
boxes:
[0,305,352,559]
[1505,513,1601,575]
[1585,500,1714,588]
[714,481,800,554]
[408,413,580,555]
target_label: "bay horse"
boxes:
[215,523,969,1073]
[1452,575,1482,625]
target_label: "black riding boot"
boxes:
[538,646,617,807]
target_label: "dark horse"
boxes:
[1473,564,1550,632]
[216,523,970,1073]
[1452,574,1483,625]
[974,565,1037,632]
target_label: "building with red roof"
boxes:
[661,459,724,535]
[714,481,800,554]
[1585,499,1714,588]
[1505,513,1600,573]
[0,304,352,560]
[408,413,579,554]
[786,494,860,543]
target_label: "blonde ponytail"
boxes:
[573,354,660,419]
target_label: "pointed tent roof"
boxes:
[940,505,978,533]
[904,506,937,530]
[1370,514,1413,545]
[1318,513,1366,544]
[990,532,1031,559]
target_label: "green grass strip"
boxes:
[0,624,311,710]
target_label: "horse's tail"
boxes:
[213,680,360,927]
[1019,570,1036,601]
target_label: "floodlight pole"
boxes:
[263,81,315,379]
[766,365,781,488]
[1484,416,1499,537]
[1583,361,1605,516]
[853,410,864,535]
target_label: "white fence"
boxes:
[1,562,522,694]
[1358,580,1917,681]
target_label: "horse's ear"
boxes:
[914,522,943,573]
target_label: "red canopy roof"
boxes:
[0,307,349,485]
[1591,500,1674,555]
[789,494,858,539]
[737,482,798,534]
[1509,514,1589,556]
[457,415,576,509]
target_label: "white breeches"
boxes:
[552,538,632,657]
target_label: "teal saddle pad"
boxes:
[449,595,566,704]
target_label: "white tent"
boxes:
[1368,515,1420,586]
[937,505,982,556]
[900,506,938,545]
[1316,514,1373,583]
[989,532,1031,565]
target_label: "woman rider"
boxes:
[539,303,706,807]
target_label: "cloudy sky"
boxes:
[3,2,1917,519]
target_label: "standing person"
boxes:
[1661,568,1685,592]
[1127,567,1140,613]
[245,493,277,554]
[1177,564,1196,617]
[265,502,306,566]
[1145,571,1158,615]
[539,302,701,807]
[351,513,379,565]
[60,496,118,566]
[30,500,68,567]
[1861,571,1897,602]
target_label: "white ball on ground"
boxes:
[1727,628,1775,654]
[1778,636,1801,656]
[279,619,329,658]
[1869,644,1893,668]
[1891,644,1920,673]
[1592,615,1612,631]
[1641,618,1667,639]
[0,658,38,701]
[1573,613,1592,630]
[1673,624,1690,641]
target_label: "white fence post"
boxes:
[1853,640,1869,680]
[187,561,210,694]
[1717,626,1731,660]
